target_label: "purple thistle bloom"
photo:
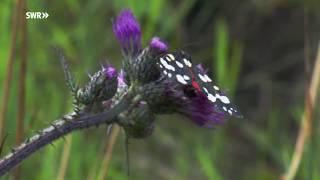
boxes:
[113,9,142,56]
[149,37,168,54]
[102,65,117,79]
[181,91,225,127]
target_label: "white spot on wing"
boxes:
[163,70,168,75]
[228,110,233,115]
[213,86,219,90]
[183,75,190,80]
[223,106,227,112]
[218,95,230,104]
[160,58,176,71]
[175,61,184,68]
[198,74,213,83]
[204,74,212,82]
[167,54,175,61]
[203,87,208,93]
[176,74,188,84]
[168,73,172,78]
[198,74,207,82]
[207,93,216,102]
[183,58,192,67]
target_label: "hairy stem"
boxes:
[0,92,134,176]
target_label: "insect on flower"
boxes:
[157,51,243,119]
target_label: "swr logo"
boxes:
[26,12,49,19]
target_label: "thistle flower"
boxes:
[149,37,168,55]
[114,9,239,132]
[113,9,141,56]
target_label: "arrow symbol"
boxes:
[42,12,49,19]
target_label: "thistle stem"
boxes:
[0,92,134,177]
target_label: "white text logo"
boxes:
[26,12,49,19]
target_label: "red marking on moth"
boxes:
[192,80,201,91]
[187,67,202,92]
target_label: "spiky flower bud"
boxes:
[121,101,155,138]
[77,65,118,106]
[127,48,161,84]
[99,65,118,101]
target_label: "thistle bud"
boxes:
[122,101,155,138]
[149,37,168,55]
[77,65,118,106]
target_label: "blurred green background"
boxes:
[0,0,320,179]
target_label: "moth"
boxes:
[157,51,243,118]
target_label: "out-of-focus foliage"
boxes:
[0,0,320,179]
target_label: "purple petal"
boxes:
[113,9,141,56]
[182,92,225,127]
[149,37,168,54]
[102,65,117,79]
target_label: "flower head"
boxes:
[113,9,141,56]
[102,64,117,79]
[149,37,168,54]
[111,9,231,130]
